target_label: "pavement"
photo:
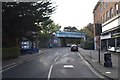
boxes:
[1,47,119,79]
[78,47,119,80]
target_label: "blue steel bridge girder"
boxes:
[55,31,86,39]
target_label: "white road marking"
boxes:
[1,52,44,73]
[77,52,84,60]
[54,57,59,62]
[106,71,111,74]
[64,65,73,68]
[3,62,16,69]
[47,65,53,80]
[77,52,105,78]
[0,65,17,73]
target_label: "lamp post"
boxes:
[98,34,101,63]
[95,23,102,63]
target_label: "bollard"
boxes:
[90,51,92,58]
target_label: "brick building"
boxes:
[93,0,120,51]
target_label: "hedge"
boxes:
[2,47,20,60]
[84,41,94,50]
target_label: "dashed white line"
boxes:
[64,65,74,68]
[77,52,105,78]
[54,57,59,62]
[47,65,53,80]
[106,71,111,74]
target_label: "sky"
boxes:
[51,0,99,30]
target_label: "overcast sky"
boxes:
[51,0,99,30]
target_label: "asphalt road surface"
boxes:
[2,47,105,79]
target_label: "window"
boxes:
[103,14,105,22]
[101,17,103,23]
[104,0,109,8]
[106,11,109,20]
[110,8,113,18]
[100,4,102,12]
[109,0,112,2]
[115,4,118,14]
[104,2,108,9]
[101,17,102,23]
[106,0,109,7]
[103,2,106,9]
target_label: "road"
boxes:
[2,47,105,79]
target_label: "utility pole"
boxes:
[98,34,101,63]
[95,23,102,63]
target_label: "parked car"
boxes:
[71,44,78,51]
[66,44,72,47]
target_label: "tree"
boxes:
[79,23,94,49]
[41,20,61,34]
[2,1,56,47]
[64,26,78,32]
[38,20,61,47]
[79,23,94,40]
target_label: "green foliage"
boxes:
[38,33,51,48]
[47,22,61,34]
[64,26,78,32]
[79,23,94,50]
[66,38,80,44]
[40,20,61,34]
[2,1,56,36]
[2,47,20,60]
[79,23,94,39]
[38,21,61,48]
[83,41,94,50]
